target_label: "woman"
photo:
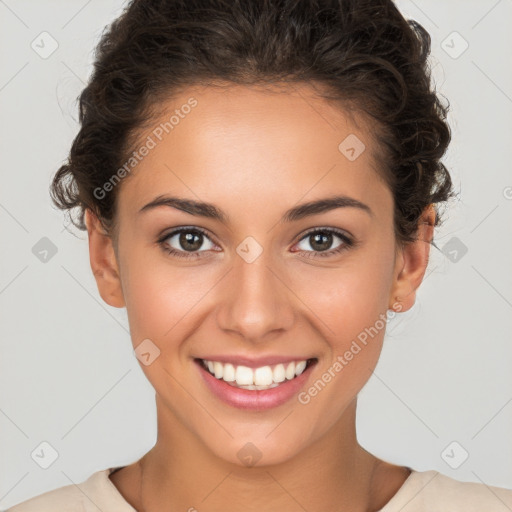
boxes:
[7,0,512,510]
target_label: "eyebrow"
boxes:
[138,194,374,223]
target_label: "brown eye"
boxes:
[307,231,336,251]
[177,231,204,251]
[158,227,217,259]
[293,228,354,258]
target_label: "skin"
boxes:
[85,82,435,511]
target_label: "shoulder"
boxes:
[4,467,134,512]
[381,469,512,511]
[5,481,85,512]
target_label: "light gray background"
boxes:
[1,0,511,508]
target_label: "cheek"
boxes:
[120,253,218,345]
[120,228,394,355]
[293,265,392,420]
[296,255,393,339]
[121,234,202,340]
[292,248,394,384]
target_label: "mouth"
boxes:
[195,357,317,389]
[193,357,318,410]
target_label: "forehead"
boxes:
[117,82,391,219]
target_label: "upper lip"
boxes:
[195,355,317,368]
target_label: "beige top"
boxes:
[5,466,512,511]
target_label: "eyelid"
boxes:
[157,225,218,244]
[158,225,352,245]
[295,226,353,243]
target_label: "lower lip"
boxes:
[194,359,317,411]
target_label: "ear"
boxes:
[84,208,125,308]
[389,205,435,313]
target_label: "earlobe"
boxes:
[389,205,435,313]
[84,209,125,308]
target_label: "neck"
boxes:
[138,395,383,512]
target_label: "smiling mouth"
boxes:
[194,357,318,390]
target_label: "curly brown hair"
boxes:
[51,0,457,247]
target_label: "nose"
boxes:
[216,250,295,343]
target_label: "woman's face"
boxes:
[89,83,424,466]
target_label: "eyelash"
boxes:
[157,226,355,260]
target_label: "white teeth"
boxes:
[235,365,254,386]
[285,362,296,380]
[213,361,224,379]
[223,363,235,382]
[273,364,286,383]
[234,383,280,390]
[295,360,307,376]
[201,358,312,388]
[254,366,273,386]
